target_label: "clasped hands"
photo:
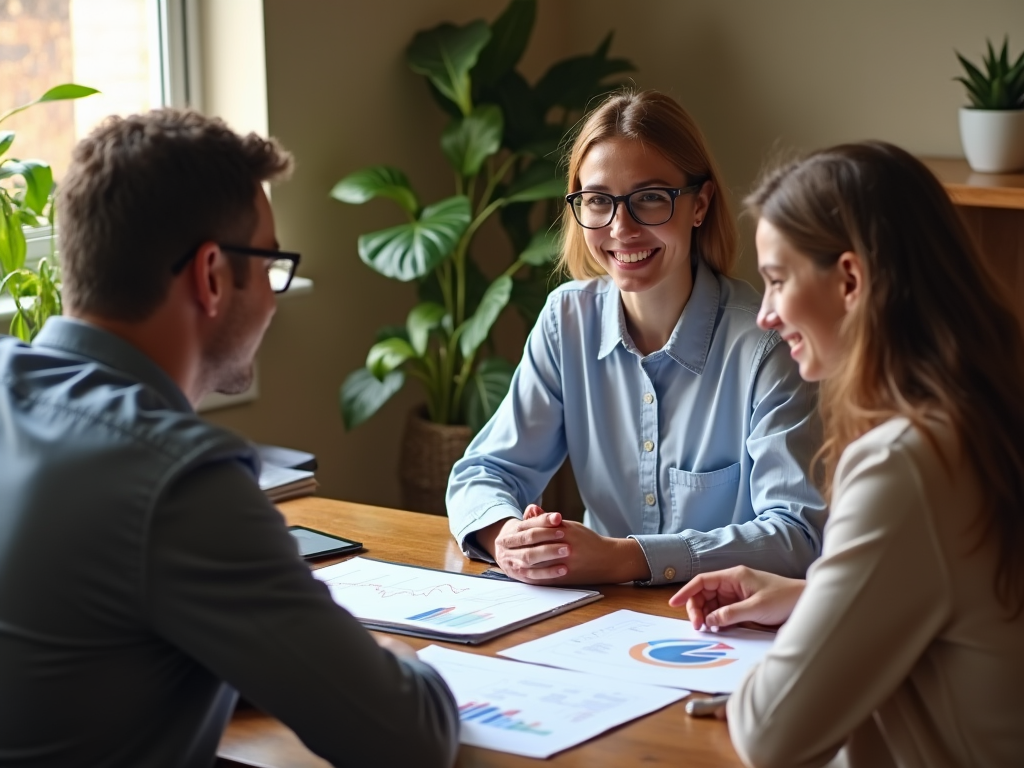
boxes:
[478,509,806,633]
[478,504,651,585]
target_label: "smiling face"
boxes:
[576,137,710,304]
[755,218,853,382]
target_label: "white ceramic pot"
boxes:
[959,107,1024,173]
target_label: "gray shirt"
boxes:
[0,318,458,768]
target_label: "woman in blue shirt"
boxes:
[446,90,826,586]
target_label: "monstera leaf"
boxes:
[329,166,419,216]
[465,356,516,433]
[533,33,635,114]
[340,368,406,430]
[407,302,447,356]
[473,0,534,90]
[459,275,512,358]
[441,105,503,178]
[357,196,471,281]
[518,229,559,266]
[407,21,491,116]
[366,337,417,380]
[502,160,565,203]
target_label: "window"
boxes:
[1,0,194,264]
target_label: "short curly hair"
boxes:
[58,108,293,321]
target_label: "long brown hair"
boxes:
[747,141,1024,615]
[558,89,737,279]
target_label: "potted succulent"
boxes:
[0,84,98,340]
[955,37,1024,173]
[332,0,634,513]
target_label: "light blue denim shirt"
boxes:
[447,258,827,585]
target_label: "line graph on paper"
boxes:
[312,557,599,637]
[321,570,471,600]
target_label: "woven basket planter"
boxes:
[397,406,472,515]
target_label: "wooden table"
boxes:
[216,497,744,768]
[920,157,1024,323]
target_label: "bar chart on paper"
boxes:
[458,702,552,735]
[418,646,685,758]
[406,607,493,627]
[312,557,601,642]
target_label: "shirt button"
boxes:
[645,493,656,506]
[643,393,654,404]
[664,567,676,581]
[643,440,654,452]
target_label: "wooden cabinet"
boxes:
[921,158,1024,320]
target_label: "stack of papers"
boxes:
[413,609,776,758]
[313,557,601,644]
[258,462,318,502]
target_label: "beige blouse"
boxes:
[728,417,1024,768]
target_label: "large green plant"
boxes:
[0,84,98,340]
[956,37,1024,110]
[334,0,633,432]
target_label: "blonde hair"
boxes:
[747,141,1024,616]
[557,89,737,279]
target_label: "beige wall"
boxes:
[207,0,1024,506]
[567,0,1024,283]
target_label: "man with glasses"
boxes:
[0,109,458,768]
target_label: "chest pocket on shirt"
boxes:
[668,463,742,533]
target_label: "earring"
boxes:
[694,219,703,227]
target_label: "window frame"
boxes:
[16,0,194,277]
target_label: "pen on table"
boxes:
[685,694,730,718]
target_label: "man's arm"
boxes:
[633,339,828,585]
[147,461,459,768]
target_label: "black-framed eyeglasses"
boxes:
[171,244,301,294]
[565,181,707,230]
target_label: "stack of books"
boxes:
[255,444,319,503]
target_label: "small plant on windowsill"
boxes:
[0,84,98,340]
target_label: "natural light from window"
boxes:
[0,0,162,184]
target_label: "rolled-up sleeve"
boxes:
[446,297,568,560]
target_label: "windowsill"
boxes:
[0,275,313,326]
[0,275,314,413]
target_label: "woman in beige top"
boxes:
[670,142,1024,768]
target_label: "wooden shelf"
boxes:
[921,157,1024,210]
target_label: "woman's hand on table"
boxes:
[668,566,806,631]
[476,505,652,585]
[475,507,570,582]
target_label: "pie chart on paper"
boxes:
[629,638,737,669]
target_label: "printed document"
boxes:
[313,557,601,643]
[417,645,685,758]
[499,608,775,693]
